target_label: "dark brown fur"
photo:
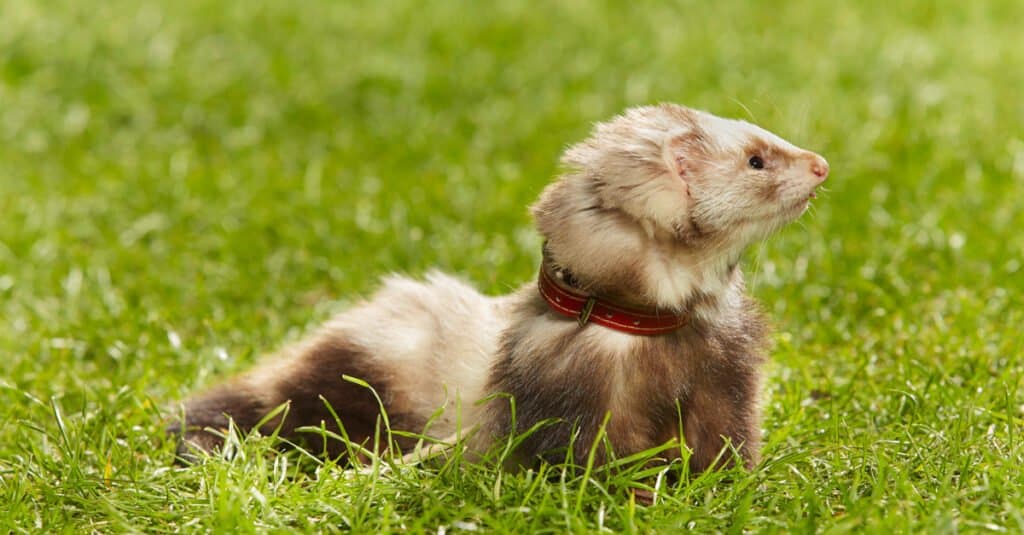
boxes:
[480,276,768,471]
[170,335,422,462]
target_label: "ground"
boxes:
[1,0,1023,532]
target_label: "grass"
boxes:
[2,0,1023,531]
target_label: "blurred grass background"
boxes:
[1,0,1022,531]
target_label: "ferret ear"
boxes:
[662,127,705,182]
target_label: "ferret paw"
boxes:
[167,422,228,465]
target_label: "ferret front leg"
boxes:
[682,380,761,472]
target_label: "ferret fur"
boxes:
[170,103,828,471]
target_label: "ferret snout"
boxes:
[809,154,829,181]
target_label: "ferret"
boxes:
[169,103,828,473]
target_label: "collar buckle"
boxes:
[578,296,597,326]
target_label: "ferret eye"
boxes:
[748,155,764,170]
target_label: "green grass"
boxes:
[2,0,1023,531]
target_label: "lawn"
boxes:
[2,0,1023,532]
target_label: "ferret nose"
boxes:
[810,155,829,180]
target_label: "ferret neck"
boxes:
[537,262,690,336]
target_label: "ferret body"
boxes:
[171,103,828,471]
[171,273,510,459]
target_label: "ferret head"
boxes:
[533,103,829,308]
[559,103,827,247]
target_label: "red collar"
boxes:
[537,267,689,336]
